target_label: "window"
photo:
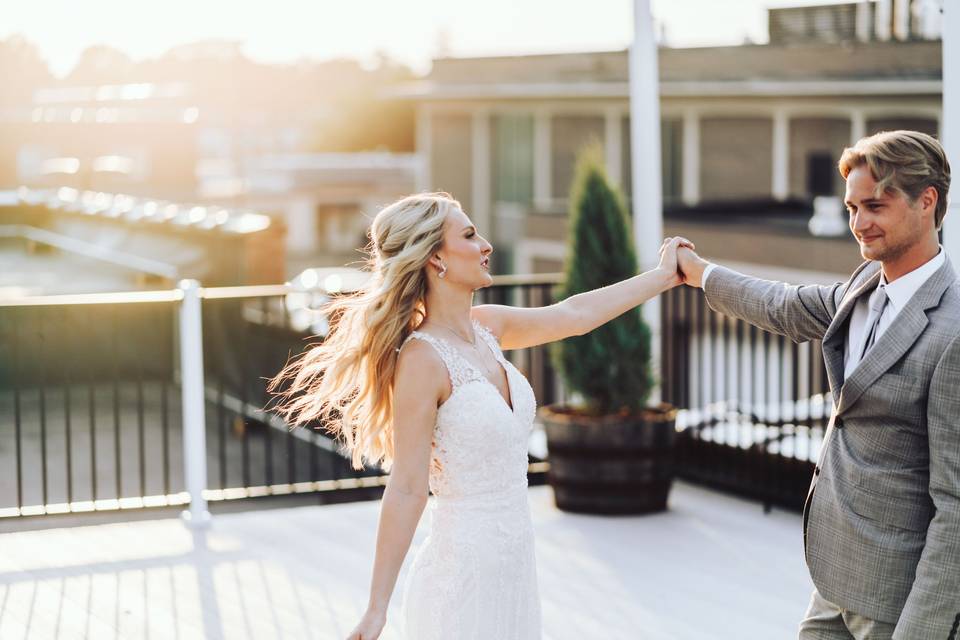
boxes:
[622,116,684,206]
[551,115,604,201]
[661,118,683,204]
[807,152,834,196]
[491,114,534,204]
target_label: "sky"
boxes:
[2,0,854,77]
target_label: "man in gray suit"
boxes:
[673,130,958,639]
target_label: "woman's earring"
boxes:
[438,260,447,279]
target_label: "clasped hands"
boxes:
[656,236,710,289]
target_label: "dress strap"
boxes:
[401,331,480,390]
[472,319,505,362]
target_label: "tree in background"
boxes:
[66,45,135,83]
[0,36,52,106]
[542,145,674,515]
[306,55,415,153]
[552,145,653,414]
[3,34,416,155]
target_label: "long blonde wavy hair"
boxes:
[268,192,459,470]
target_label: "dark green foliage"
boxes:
[552,146,653,414]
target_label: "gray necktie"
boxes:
[859,285,889,362]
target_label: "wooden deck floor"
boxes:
[0,482,813,639]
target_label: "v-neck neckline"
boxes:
[427,321,516,415]
[476,346,516,415]
[466,321,515,415]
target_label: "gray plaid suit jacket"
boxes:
[703,256,960,639]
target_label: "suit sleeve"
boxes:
[702,265,847,343]
[893,333,960,639]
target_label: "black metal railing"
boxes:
[194,277,562,501]
[0,277,562,520]
[0,292,183,517]
[661,286,829,510]
[0,275,829,521]
[198,286,383,501]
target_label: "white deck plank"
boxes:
[0,482,812,639]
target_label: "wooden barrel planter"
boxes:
[539,404,678,515]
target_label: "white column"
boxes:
[772,109,790,202]
[472,109,492,236]
[850,108,867,143]
[178,280,211,529]
[917,0,943,40]
[604,107,623,188]
[416,104,432,192]
[533,109,552,211]
[681,108,700,206]
[630,0,663,404]
[855,0,872,42]
[875,0,893,41]
[893,0,910,41]
[943,0,960,265]
[286,196,318,255]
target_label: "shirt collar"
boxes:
[877,247,945,314]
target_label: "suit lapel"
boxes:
[821,265,881,407]
[836,256,957,414]
[836,305,928,413]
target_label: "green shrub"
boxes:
[552,145,653,414]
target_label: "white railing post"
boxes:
[630,0,664,404]
[178,279,211,528]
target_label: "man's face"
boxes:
[844,165,930,264]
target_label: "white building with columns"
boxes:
[398,1,943,279]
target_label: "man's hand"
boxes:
[676,244,710,288]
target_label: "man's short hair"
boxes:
[838,130,951,229]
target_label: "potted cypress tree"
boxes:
[540,147,677,515]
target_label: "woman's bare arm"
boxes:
[472,237,688,350]
[347,339,445,639]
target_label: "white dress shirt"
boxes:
[701,248,945,379]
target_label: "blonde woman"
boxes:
[270,192,690,640]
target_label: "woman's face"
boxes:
[435,206,494,289]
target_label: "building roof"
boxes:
[3,187,271,235]
[247,152,420,190]
[394,40,942,100]
[0,187,279,295]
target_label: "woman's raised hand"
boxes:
[657,236,695,287]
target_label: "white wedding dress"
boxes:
[399,319,541,639]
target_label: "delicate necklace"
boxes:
[431,320,475,345]
[431,321,498,378]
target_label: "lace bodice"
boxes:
[399,318,542,639]
[401,319,537,498]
